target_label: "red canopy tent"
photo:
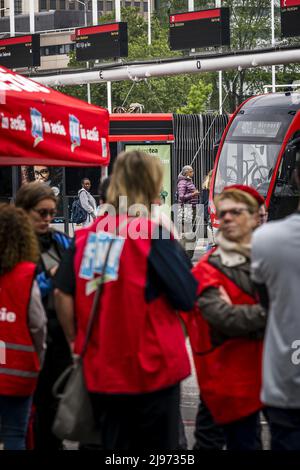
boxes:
[0,66,110,167]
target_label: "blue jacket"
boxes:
[37,230,71,300]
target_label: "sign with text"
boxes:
[0,34,40,69]
[281,0,300,37]
[75,22,128,61]
[169,8,230,50]
[125,144,172,213]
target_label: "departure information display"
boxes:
[281,0,300,37]
[169,7,230,50]
[232,121,282,139]
[75,22,128,61]
[0,34,40,68]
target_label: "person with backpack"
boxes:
[78,178,97,227]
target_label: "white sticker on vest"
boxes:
[79,231,125,284]
[79,232,97,280]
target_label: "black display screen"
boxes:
[281,0,300,38]
[169,7,230,50]
[232,121,282,139]
[75,22,128,61]
[0,34,40,68]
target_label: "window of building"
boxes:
[106,1,113,10]
[97,0,103,10]
[60,0,66,8]
[40,43,75,56]
[39,0,47,10]
[125,1,131,6]
[14,0,22,14]
[143,1,148,11]
[50,0,56,9]
[134,1,140,8]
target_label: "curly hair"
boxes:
[0,204,39,275]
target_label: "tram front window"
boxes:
[214,142,280,198]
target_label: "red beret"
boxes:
[224,184,265,206]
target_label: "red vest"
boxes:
[182,250,263,424]
[0,262,40,396]
[74,215,191,394]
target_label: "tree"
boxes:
[60,1,300,114]
[177,80,213,114]
[62,7,210,113]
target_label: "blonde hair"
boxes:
[202,170,213,190]
[215,189,259,214]
[107,150,163,212]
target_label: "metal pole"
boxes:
[188,0,194,53]
[35,48,300,86]
[219,70,222,114]
[84,0,91,103]
[271,0,276,93]
[92,0,97,25]
[147,0,151,46]
[9,0,15,36]
[188,0,194,11]
[84,1,87,28]
[29,0,35,33]
[107,81,112,112]
[115,0,121,22]
[216,0,222,113]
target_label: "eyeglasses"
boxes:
[34,169,49,178]
[218,208,250,219]
[32,208,57,219]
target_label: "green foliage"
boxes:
[61,1,300,114]
[177,80,213,114]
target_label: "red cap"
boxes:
[224,184,265,206]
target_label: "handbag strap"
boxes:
[80,218,128,358]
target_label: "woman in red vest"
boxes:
[183,186,267,450]
[55,150,198,450]
[0,204,47,450]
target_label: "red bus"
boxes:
[209,92,300,237]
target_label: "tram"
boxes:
[209,92,300,234]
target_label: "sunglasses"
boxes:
[32,208,57,219]
[218,208,249,219]
[34,169,49,177]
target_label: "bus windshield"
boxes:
[214,141,281,198]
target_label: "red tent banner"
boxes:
[0,66,110,166]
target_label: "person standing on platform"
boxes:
[79,178,97,227]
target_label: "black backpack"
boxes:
[71,192,88,224]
